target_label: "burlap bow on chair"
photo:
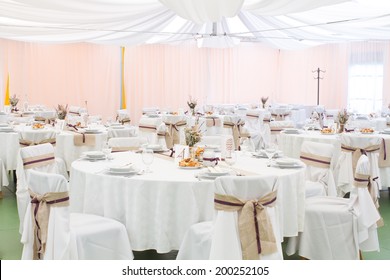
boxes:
[214,190,278,260]
[22,153,55,169]
[164,120,187,149]
[353,173,384,227]
[341,144,381,176]
[29,189,69,260]
[223,119,245,150]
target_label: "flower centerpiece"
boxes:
[261,96,269,109]
[56,104,68,120]
[337,109,349,133]
[185,125,202,147]
[10,94,19,112]
[187,95,197,116]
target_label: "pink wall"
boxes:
[1,39,388,124]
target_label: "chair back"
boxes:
[21,170,70,260]
[300,141,336,196]
[210,175,282,260]
[108,137,147,152]
[350,155,381,252]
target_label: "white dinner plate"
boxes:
[273,163,303,169]
[0,127,14,132]
[202,167,230,177]
[252,150,283,158]
[275,158,299,166]
[107,170,138,175]
[179,165,202,169]
[84,151,105,159]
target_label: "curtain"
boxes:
[0,39,120,118]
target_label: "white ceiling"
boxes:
[1,0,390,49]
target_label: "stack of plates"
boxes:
[83,151,106,160]
[146,144,164,152]
[108,164,137,175]
[282,128,300,134]
[252,150,283,158]
[84,128,100,134]
[0,126,14,132]
[381,128,390,134]
[198,167,230,179]
[274,158,303,168]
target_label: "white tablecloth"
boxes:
[69,151,305,253]
[0,131,19,170]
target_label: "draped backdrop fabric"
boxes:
[1,39,390,123]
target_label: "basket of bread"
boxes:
[360,128,374,134]
[32,123,45,129]
[179,158,202,168]
[320,127,334,134]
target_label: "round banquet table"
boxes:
[69,151,306,253]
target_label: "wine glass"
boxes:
[102,142,112,161]
[142,148,154,173]
[264,143,277,167]
[225,150,237,167]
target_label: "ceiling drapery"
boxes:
[0,0,390,49]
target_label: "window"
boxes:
[347,63,383,114]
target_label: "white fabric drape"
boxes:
[0,1,389,49]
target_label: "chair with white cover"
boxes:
[116,109,131,125]
[299,141,337,198]
[335,134,381,198]
[287,155,380,259]
[21,169,133,260]
[108,137,147,153]
[16,143,68,233]
[177,175,283,260]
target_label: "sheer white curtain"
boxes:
[347,41,390,114]
[124,42,279,123]
[0,39,120,119]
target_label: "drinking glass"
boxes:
[142,148,154,173]
[225,150,237,167]
[102,142,112,160]
[264,143,277,167]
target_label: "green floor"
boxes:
[1,177,389,260]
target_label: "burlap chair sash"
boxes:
[68,110,80,116]
[223,120,245,150]
[73,132,96,146]
[379,138,390,167]
[246,114,260,119]
[300,152,331,168]
[22,153,55,169]
[164,120,186,148]
[29,189,69,260]
[206,117,221,127]
[341,144,380,174]
[214,190,277,260]
[111,146,139,153]
[19,138,57,147]
[353,172,370,188]
[34,117,56,125]
[263,118,271,123]
[120,118,131,125]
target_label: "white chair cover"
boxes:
[21,170,133,260]
[177,175,283,260]
[108,137,147,152]
[16,143,68,233]
[335,134,382,197]
[288,155,380,259]
[300,141,337,197]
